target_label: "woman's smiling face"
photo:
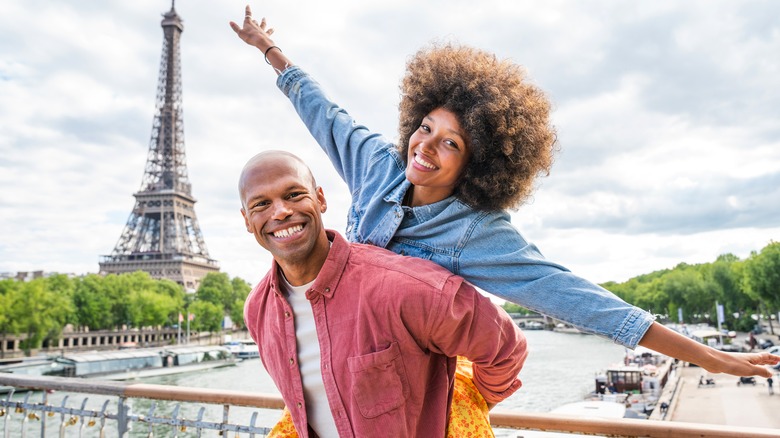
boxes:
[405,107,471,206]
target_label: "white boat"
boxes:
[514,400,628,437]
[552,400,627,418]
[223,339,260,359]
[589,348,673,419]
[520,320,545,330]
[10,346,237,380]
[552,323,585,334]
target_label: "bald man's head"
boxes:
[238,150,329,283]
[238,150,318,209]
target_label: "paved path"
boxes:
[664,363,780,429]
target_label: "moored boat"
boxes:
[222,339,260,359]
[588,347,673,418]
[0,345,236,382]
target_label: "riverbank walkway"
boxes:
[660,362,780,429]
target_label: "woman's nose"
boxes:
[419,139,435,155]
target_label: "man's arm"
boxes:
[426,277,528,406]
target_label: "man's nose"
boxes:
[271,200,293,220]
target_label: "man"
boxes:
[240,151,527,437]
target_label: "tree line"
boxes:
[4,241,779,354]
[503,241,780,334]
[0,271,251,353]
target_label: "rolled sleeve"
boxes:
[428,277,528,404]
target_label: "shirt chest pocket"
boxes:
[347,342,410,418]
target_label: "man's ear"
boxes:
[316,186,327,213]
[240,208,251,232]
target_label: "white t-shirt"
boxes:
[281,275,338,437]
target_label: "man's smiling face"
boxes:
[239,152,329,282]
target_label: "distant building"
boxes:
[99,3,219,292]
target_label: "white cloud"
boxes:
[2,0,779,287]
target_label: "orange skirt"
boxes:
[267,357,493,437]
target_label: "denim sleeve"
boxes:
[458,213,654,348]
[277,66,390,196]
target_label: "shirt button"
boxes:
[395,210,402,218]
[285,311,290,317]
[289,358,294,365]
[297,402,302,408]
[324,287,330,293]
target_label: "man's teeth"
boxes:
[273,225,303,238]
[415,154,436,169]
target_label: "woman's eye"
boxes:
[419,124,430,133]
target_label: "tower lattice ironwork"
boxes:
[100,2,219,290]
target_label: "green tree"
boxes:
[0,279,18,334]
[189,300,224,331]
[197,273,234,308]
[501,302,532,315]
[9,279,74,354]
[744,242,780,333]
[744,242,780,307]
[73,274,114,330]
[229,277,252,329]
[128,289,180,328]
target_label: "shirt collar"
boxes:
[384,178,412,204]
[269,229,349,300]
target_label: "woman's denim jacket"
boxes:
[277,66,654,348]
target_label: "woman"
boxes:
[230,5,779,436]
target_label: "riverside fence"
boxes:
[2,373,779,438]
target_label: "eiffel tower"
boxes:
[100,2,219,291]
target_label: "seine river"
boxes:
[11,330,627,436]
[146,330,626,436]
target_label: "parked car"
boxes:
[758,338,775,349]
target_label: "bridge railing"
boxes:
[2,374,778,438]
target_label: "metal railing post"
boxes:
[116,396,129,437]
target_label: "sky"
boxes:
[1,0,779,288]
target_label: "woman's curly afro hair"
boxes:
[397,43,558,211]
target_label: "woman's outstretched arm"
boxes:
[640,321,779,377]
